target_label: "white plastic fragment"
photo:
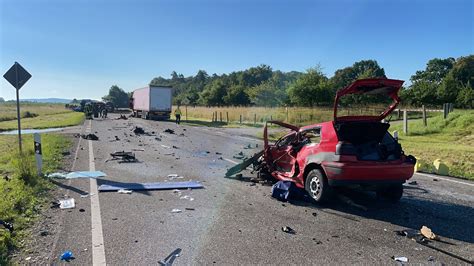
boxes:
[167,174,184,179]
[171,209,182,213]
[180,195,194,201]
[59,198,75,209]
[393,256,408,263]
[117,189,133,194]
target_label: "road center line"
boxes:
[415,172,474,187]
[88,120,107,265]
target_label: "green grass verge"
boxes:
[390,110,474,180]
[0,112,84,132]
[0,134,72,264]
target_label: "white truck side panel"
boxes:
[149,87,172,111]
[132,87,150,111]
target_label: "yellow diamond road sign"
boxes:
[3,62,32,90]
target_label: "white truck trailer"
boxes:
[130,86,173,120]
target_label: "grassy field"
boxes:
[390,110,474,180]
[0,103,82,263]
[176,105,440,127]
[0,102,84,131]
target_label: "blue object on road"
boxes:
[65,171,106,179]
[60,250,73,261]
[271,181,296,201]
[98,181,204,192]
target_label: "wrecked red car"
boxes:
[258,78,416,203]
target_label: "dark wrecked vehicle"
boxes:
[255,78,416,203]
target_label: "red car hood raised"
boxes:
[334,78,404,122]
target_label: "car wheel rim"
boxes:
[309,176,321,198]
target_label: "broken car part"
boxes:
[98,181,204,192]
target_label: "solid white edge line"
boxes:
[415,172,474,187]
[88,120,107,265]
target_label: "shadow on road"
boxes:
[50,179,88,195]
[229,174,474,244]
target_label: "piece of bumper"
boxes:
[322,161,415,186]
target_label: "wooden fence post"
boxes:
[403,110,408,134]
[443,103,448,119]
[219,112,222,122]
[422,105,427,127]
[185,105,188,121]
[270,115,272,121]
[240,114,242,124]
[226,112,229,123]
[254,114,256,126]
[286,108,289,122]
[212,112,214,122]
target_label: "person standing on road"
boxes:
[102,108,108,119]
[175,105,182,124]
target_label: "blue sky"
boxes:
[1,0,473,100]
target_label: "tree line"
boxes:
[103,55,473,108]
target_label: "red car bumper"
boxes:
[322,160,415,186]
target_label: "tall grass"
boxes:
[0,102,72,122]
[0,134,71,263]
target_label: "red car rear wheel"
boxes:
[305,169,331,203]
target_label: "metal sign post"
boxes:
[34,133,43,176]
[3,62,32,154]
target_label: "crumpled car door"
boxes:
[263,121,300,179]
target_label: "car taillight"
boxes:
[335,142,356,155]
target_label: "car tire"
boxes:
[305,169,331,203]
[376,184,403,202]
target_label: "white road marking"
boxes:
[415,172,474,187]
[223,158,239,165]
[88,120,107,265]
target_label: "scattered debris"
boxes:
[133,126,145,135]
[60,251,74,261]
[420,225,437,240]
[271,181,297,202]
[171,209,182,213]
[167,174,184,180]
[25,257,31,261]
[79,208,85,212]
[48,171,106,179]
[180,195,194,201]
[185,208,195,211]
[408,180,417,185]
[116,115,128,120]
[164,129,175,134]
[98,181,204,192]
[236,173,243,179]
[117,189,133,194]
[108,151,137,163]
[0,220,14,233]
[281,226,296,234]
[161,144,171,149]
[132,148,145,152]
[172,145,179,149]
[114,136,120,141]
[59,198,75,209]
[392,256,408,263]
[81,133,99,140]
[233,152,245,159]
[51,201,61,209]
[155,137,162,141]
[159,248,182,266]
[215,152,222,155]
[395,229,419,238]
[433,178,439,181]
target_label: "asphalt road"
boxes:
[20,114,474,265]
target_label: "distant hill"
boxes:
[20,98,73,104]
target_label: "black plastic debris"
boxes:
[115,136,120,141]
[164,129,175,134]
[281,226,296,234]
[81,134,99,140]
[408,181,417,185]
[133,127,145,135]
[0,220,14,233]
[109,151,137,163]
